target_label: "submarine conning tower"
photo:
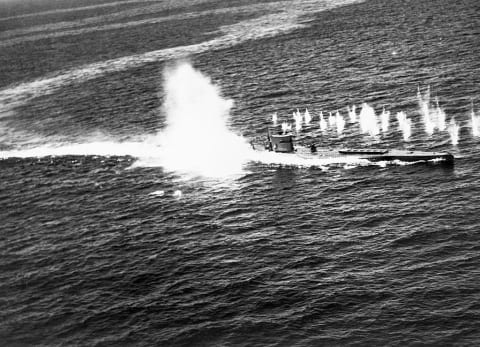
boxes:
[268,127,295,153]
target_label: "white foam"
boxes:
[149,190,165,196]
[0,139,156,159]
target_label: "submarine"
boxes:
[260,128,454,165]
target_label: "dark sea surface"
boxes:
[1,0,480,345]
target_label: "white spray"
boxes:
[157,61,251,177]
[417,85,435,135]
[319,111,327,132]
[328,111,336,127]
[347,105,357,123]
[358,103,379,137]
[448,117,460,146]
[472,105,480,137]
[281,122,292,134]
[293,110,302,131]
[380,107,390,134]
[272,112,278,126]
[335,110,345,135]
[434,97,446,131]
[396,111,411,141]
[304,108,312,125]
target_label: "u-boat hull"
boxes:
[261,131,454,165]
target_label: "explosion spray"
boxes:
[319,111,327,131]
[448,118,459,146]
[380,107,390,133]
[335,110,345,135]
[272,112,278,126]
[157,61,251,177]
[359,103,379,137]
[347,105,357,123]
[304,108,312,125]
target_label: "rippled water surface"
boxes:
[1,0,480,345]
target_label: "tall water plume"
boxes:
[304,108,312,125]
[328,112,336,127]
[471,105,480,137]
[434,97,446,131]
[157,61,251,177]
[358,103,379,137]
[319,111,327,132]
[335,110,345,135]
[417,85,435,135]
[272,112,278,126]
[448,117,460,146]
[281,122,292,134]
[380,107,390,133]
[396,111,411,141]
[293,109,302,131]
[347,105,357,123]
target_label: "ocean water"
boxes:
[1,0,480,345]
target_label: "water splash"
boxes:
[328,112,336,127]
[281,122,292,134]
[150,190,165,196]
[293,109,303,131]
[380,107,390,133]
[448,117,460,146]
[417,85,448,136]
[304,108,312,125]
[471,106,480,137]
[417,85,435,135]
[347,105,357,123]
[358,103,379,137]
[335,110,345,135]
[272,112,278,126]
[395,111,411,141]
[319,111,327,132]
[434,97,446,131]
[403,118,412,142]
[154,61,252,177]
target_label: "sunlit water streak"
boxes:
[0,0,363,114]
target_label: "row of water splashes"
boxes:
[272,87,479,146]
[2,63,478,179]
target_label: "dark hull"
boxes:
[355,150,454,164]
[290,147,454,165]
[259,133,454,165]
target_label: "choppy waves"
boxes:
[0,0,362,113]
